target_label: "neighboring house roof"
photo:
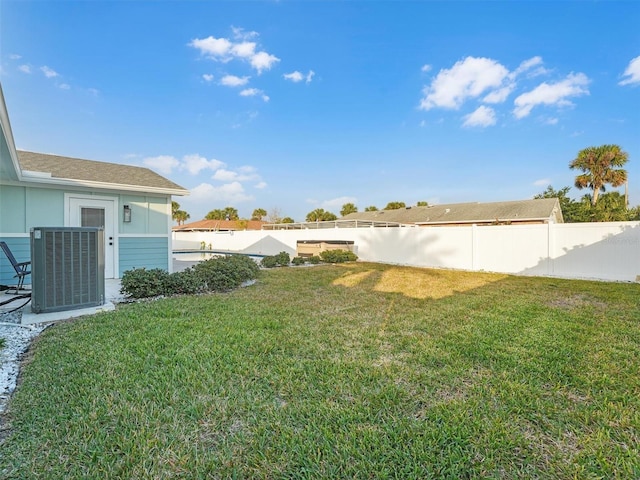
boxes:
[173,219,267,231]
[15,150,188,196]
[341,198,563,225]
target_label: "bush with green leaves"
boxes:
[194,254,260,292]
[309,255,321,264]
[319,249,358,263]
[260,256,278,268]
[275,251,290,266]
[291,256,306,266]
[120,268,170,298]
[121,255,260,298]
[163,268,203,295]
[260,251,291,268]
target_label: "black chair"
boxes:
[0,241,31,294]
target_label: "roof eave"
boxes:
[0,85,22,180]
[17,175,189,196]
[415,217,551,225]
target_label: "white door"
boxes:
[67,196,117,278]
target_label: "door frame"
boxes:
[64,193,119,278]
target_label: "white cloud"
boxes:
[240,88,269,102]
[544,117,559,125]
[419,57,509,110]
[284,71,304,82]
[189,36,233,59]
[212,165,260,182]
[619,55,640,86]
[533,178,551,186]
[231,42,256,58]
[220,74,250,87]
[212,169,239,182]
[143,155,180,175]
[462,105,497,128]
[40,66,59,78]
[513,72,589,119]
[512,56,544,77]
[421,64,432,73]
[190,30,279,74]
[188,181,253,204]
[321,196,357,211]
[231,26,258,41]
[182,154,225,175]
[58,83,71,90]
[483,85,514,104]
[250,51,279,74]
[202,74,214,82]
[254,181,267,189]
[284,70,315,83]
[18,64,31,74]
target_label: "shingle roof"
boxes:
[17,150,188,194]
[341,198,563,224]
[173,219,267,231]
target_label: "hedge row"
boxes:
[260,249,357,268]
[120,254,260,299]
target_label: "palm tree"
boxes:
[305,208,337,222]
[340,203,357,217]
[174,210,190,225]
[569,145,628,206]
[384,201,406,210]
[251,208,267,221]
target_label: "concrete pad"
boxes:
[7,278,124,326]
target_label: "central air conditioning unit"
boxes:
[30,227,105,313]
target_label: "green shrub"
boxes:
[291,256,306,266]
[164,268,204,295]
[260,251,291,268]
[319,249,358,263]
[120,268,170,298]
[274,251,291,266]
[195,255,260,292]
[260,255,278,268]
[309,255,321,264]
[121,255,260,298]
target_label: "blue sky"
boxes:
[2,1,639,222]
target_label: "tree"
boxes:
[306,208,337,222]
[416,201,429,207]
[174,210,190,225]
[384,201,406,210]
[267,208,282,224]
[171,201,180,217]
[205,206,239,221]
[340,203,358,217]
[281,217,295,223]
[534,185,585,223]
[171,201,190,224]
[251,208,267,221]
[569,144,628,206]
[364,205,378,212]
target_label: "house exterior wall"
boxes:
[119,236,169,273]
[0,182,174,284]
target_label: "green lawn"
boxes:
[1,263,639,479]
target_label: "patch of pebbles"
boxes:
[0,311,49,415]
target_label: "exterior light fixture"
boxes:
[123,204,132,223]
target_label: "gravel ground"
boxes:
[0,310,49,416]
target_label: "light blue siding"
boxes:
[119,237,169,274]
[0,236,30,287]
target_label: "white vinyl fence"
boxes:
[172,221,640,283]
